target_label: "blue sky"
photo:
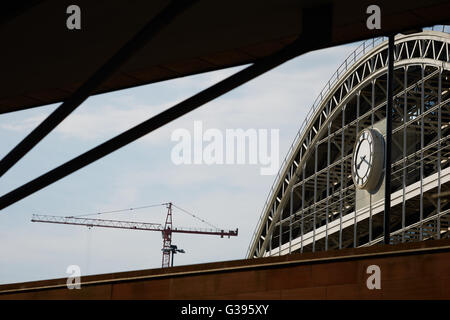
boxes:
[0,41,360,284]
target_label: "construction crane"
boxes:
[31,202,238,268]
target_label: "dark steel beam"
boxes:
[0,0,198,178]
[384,34,395,245]
[0,4,333,211]
[0,1,44,27]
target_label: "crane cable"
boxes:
[171,204,219,230]
[63,202,219,230]
[67,203,168,218]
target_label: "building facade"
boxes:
[248,28,450,258]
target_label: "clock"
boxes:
[351,128,385,192]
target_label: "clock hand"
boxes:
[357,155,366,170]
[362,157,370,165]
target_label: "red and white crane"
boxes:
[31,202,238,268]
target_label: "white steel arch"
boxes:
[248,29,450,258]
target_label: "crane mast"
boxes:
[31,202,238,268]
[162,203,173,268]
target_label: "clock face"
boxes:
[353,131,373,186]
[351,128,385,192]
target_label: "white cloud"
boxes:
[0,114,46,132]
[55,104,163,140]
[0,41,362,284]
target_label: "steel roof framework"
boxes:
[248,29,450,258]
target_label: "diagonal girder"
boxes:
[0,0,199,178]
[0,4,334,211]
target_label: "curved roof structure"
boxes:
[248,28,450,258]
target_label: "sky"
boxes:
[0,40,361,284]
